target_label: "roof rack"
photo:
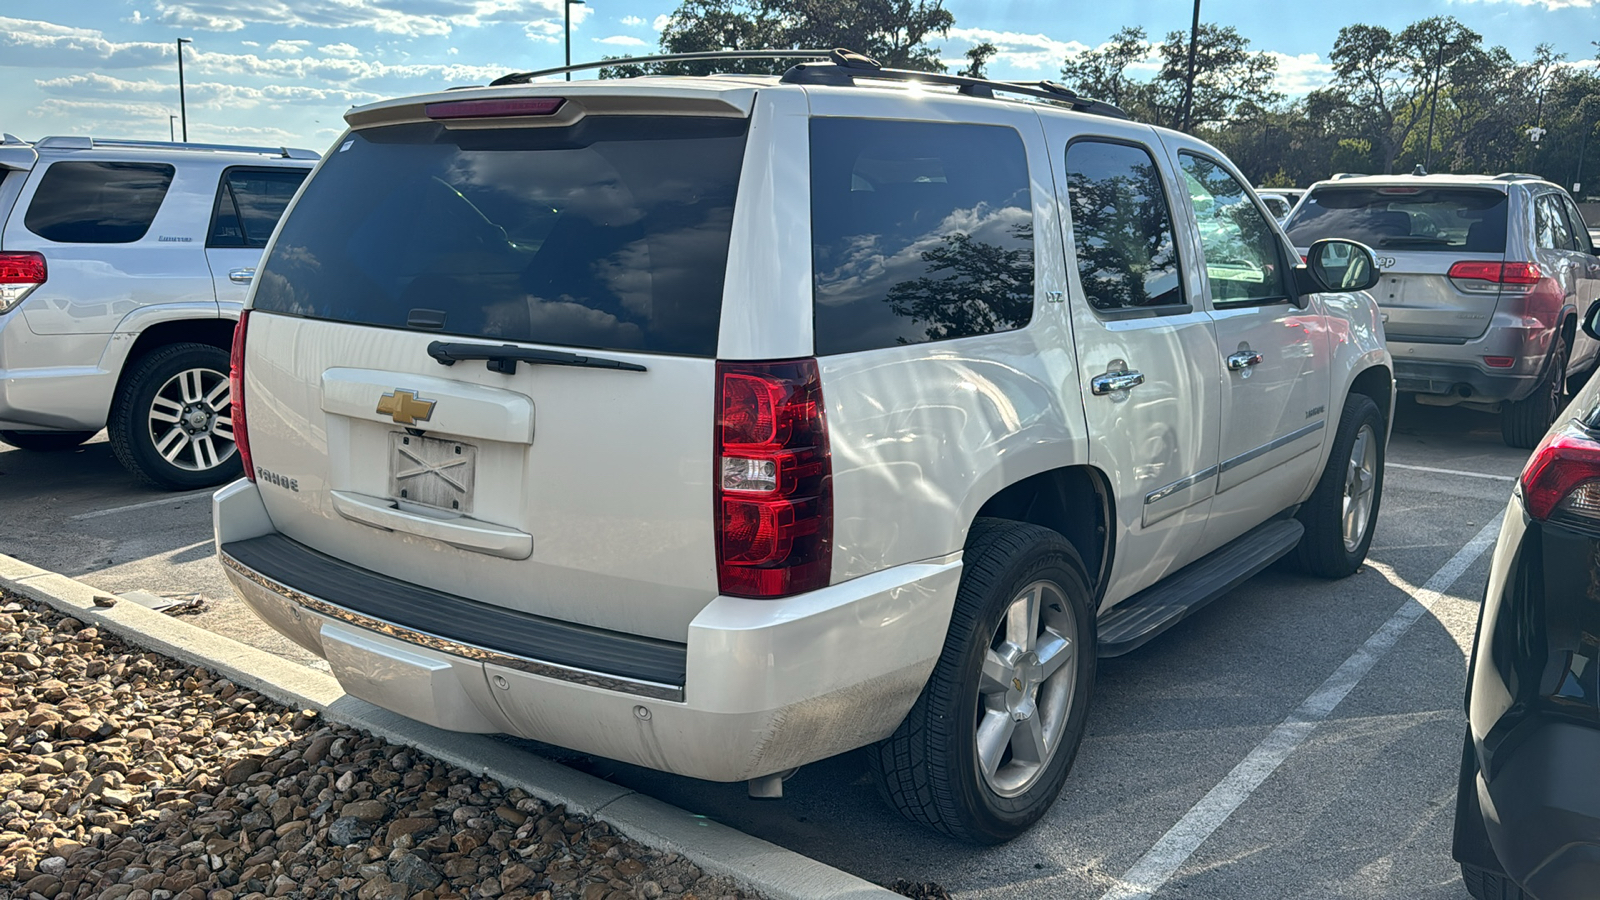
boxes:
[1494,172,1543,182]
[489,47,1129,119]
[32,136,319,159]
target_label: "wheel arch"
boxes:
[105,315,238,407]
[971,465,1115,608]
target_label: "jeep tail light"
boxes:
[1520,425,1600,521]
[715,359,832,598]
[1447,261,1541,285]
[230,310,254,482]
[0,251,46,314]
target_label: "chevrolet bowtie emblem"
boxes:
[376,389,436,426]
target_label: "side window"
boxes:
[1558,196,1595,255]
[1178,153,1291,306]
[24,161,175,244]
[1536,195,1576,251]
[1063,139,1184,314]
[810,119,1034,356]
[209,167,308,249]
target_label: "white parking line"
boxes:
[1387,462,1517,483]
[70,489,214,521]
[1099,516,1504,900]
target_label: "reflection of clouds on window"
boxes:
[1064,142,1183,312]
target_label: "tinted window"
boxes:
[209,167,308,248]
[1536,194,1577,251]
[1064,140,1184,313]
[25,161,175,243]
[1285,187,1508,253]
[1559,196,1595,254]
[253,117,748,357]
[810,119,1034,356]
[1179,153,1291,305]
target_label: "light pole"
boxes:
[1180,0,1200,132]
[1423,41,1444,172]
[564,0,585,81]
[176,38,192,142]
[169,115,177,142]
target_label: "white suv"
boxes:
[215,52,1394,843]
[0,135,316,487]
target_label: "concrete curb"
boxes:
[0,552,901,900]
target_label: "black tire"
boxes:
[1462,864,1531,900]
[868,518,1096,844]
[1502,334,1568,450]
[1294,393,1385,579]
[108,343,242,490]
[0,430,96,451]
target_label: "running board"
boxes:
[1097,518,1305,657]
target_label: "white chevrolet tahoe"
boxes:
[0,135,315,487]
[214,51,1393,843]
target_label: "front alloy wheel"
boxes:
[1341,422,1379,553]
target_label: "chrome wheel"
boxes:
[146,367,235,472]
[975,579,1078,798]
[1341,423,1378,552]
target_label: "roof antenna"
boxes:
[1412,164,1428,176]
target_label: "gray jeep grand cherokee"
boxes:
[1285,174,1600,448]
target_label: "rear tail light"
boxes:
[715,359,832,598]
[0,251,46,313]
[230,310,254,482]
[1520,426,1600,521]
[1483,356,1515,368]
[1446,261,1542,285]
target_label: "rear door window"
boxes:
[1285,187,1508,253]
[209,167,308,249]
[252,117,749,357]
[1063,139,1185,314]
[809,119,1034,356]
[24,161,175,244]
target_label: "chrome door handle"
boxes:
[229,267,256,284]
[1227,350,1264,371]
[1091,370,1145,395]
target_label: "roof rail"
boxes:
[491,49,835,86]
[489,47,1130,119]
[1494,172,1542,182]
[33,136,319,159]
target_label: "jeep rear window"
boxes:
[810,119,1034,356]
[251,117,748,357]
[25,161,175,244]
[1284,187,1509,253]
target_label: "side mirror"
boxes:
[1302,238,1380,293]
[1585,300,1600,342]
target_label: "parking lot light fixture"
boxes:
[177,38,192,142]
[565,0,585,81]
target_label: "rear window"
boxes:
[1284,187,1509,253]
[809,119,1034,356]
[25,161,175,244]
[252,116,749,357]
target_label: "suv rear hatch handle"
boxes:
[426,341,647,375]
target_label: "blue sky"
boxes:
[2,0,1595,152]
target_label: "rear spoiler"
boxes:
[0,134,36,172]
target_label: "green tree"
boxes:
[608,0,954,75]
[960,41,997,79]
[1155,23,1281,131]
[1060,27,1158,117]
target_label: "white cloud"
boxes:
[1266,51,1335,95]
[596,35,648,47]
[240,40,260,47]
[1455,0,1593,8]
[946,27,1089,72]
[268,39,312,55]
[34,72,384,109]
[0,16,170,68]
[149,0,579,39]
[319,42,362,58]
[652,14,671,30]
[620,15,645,26]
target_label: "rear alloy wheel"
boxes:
[869,519,1095,844]
[109,343,241,490]
[0,430,96,451]
[1502,335,1568,450]
[1295,392,1385,578]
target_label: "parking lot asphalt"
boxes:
[0,396,1531,899]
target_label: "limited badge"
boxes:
[376,389,436,426]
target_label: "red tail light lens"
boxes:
[230,310,254,482]
[0,251,46,313]
[1446,261,1542,284]
[1520,427,1600,520]
[715,359,831,598]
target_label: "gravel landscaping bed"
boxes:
[0,591,759,900]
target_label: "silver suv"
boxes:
[1284,173,1600,447]
[215,51,1392,843]
[0,135,316,486]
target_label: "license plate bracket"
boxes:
[389,432,477,514]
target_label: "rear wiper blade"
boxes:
[427,341,646,374]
